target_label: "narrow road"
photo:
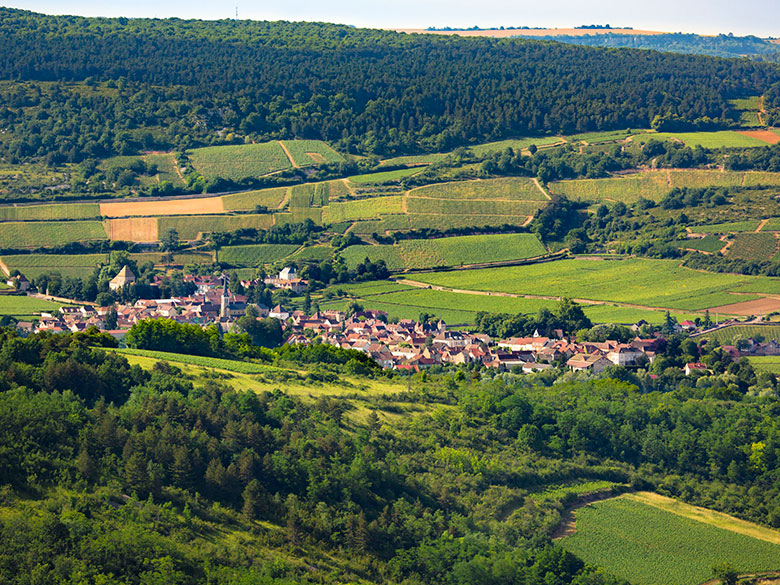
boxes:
[278,141,299,168]
[756,219,768,233]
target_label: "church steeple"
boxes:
[220,274,230,318]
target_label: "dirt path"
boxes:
[0,258,9,277]
[395,278,708,315]
[666,169,672,188]
[278,187,291,210]
[521,215,534,227]
[756,219,769,233]
[278,141,299,168]
[720,237,733,255]
[401,195,408,213]
[341,178,357,197]
[532,178,552,200]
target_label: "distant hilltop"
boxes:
[395,27,669,38]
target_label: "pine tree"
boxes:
[242,479,262,521]
[124,452,149,495]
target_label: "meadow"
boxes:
[157,214,275,240]
[341,233,547,271]
[189,142,292,180]
[221,187,288,211]
[409,257,780,311]
[0,203,100,221]
[559,493,780,585]
[677,236,724,253]
[280,140,344,166]
[217,244,299,266]
[0,221,108,248]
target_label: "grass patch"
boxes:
[559,492,780,585]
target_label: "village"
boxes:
[8,266,780,374]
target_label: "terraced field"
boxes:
[2,253,108,279]
[410,257,780,311]
[128,251,215,266]
[0,221,108,248]
[0,203,100,221]
[559,492,780,585]
[157,214,275,241]
[189,142,292,180]
[341,233,547,271]
[218,244,299,266]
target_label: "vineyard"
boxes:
[728,232,778,261]
[549,171,669,203]
[410,177,548,200]
[189,142,292,180]
[218,244,299,266]
[321,196,404,224]
[678,236,724,253]
[636,130,769,148]
[221,187,288,211]
[0,295,64,318]
[0,203,100,221]
[689,220,762,233]
[1,253,108,279]
[279,140,345,167]
[157,214,275,240]
[559,493,780,585]
[341,233,547,271]
[0,220,108,248]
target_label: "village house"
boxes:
[109,266,136,291]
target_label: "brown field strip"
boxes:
[709,296,780,315]
[737,130,780,145]
[107,218,159,242]
[100,197,225,218]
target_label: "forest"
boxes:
[2,326,780,584]
[1,7,779,161]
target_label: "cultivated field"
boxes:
[157,214,275,241]
[0,221,108,248]
[217,244,299,266]
[410,257,780,311]
[549,171,670,203]
[747,356,780,373]
[468,136,564,155]
[678,236,724,253]
[221,187,288,211]
[189,142,292,180]
[100,196,225,218]
[128,251,215,266]
[2,253,107,280]
[559,492,780,585]
[280,140,345,167]
[637,131,770,148]
[697,325,780,345]
[689,220,762,233]
[409,177,548,200]
[738,130,780,144]
[378,153,448,167]
[341,233,547,271]
[107,217,159,242]
[0,203,100,221]
[728,232,778,261]
[321,196,404,224]
[348,168,421,184]
[0,295,64,318]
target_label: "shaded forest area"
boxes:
[1,8,779,161]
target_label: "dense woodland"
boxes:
[2,327,780,584]
[1,8,779,161]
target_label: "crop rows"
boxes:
[406,197,539,216]
[321,196,404,224]
[0,221,108,248]
[560,495,780,585]
[638,131,769,148]
[157,214,275,240]
[678,235,724,253]
[689,220,761,233]
[549,171,670,203]
[280,140,345,166]
[468,136,563,155]
[347,168,421,184]
[410,177,548,200]
[221,187,287,211]
[0,203,100,221]
[0,295,63,317]
[728,232,778,261]
[218,244,299,266]
[189,142,292,180]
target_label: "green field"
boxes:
[747,356,780,374]
[221,187,288,211]
[742,172,780,187]
[569,130,649,143]
[189,142,292,180]
[157,214,275,240]
[729,96,763,126]
[409,258,780,311]
[689,220,761,233]
[0,203,100,221]
[377,153,448,167]
[410,177,548,200]
[550,171,670,203]
[636,131,769,148]
[729,232,778,261]
[218,244,299,266]
[406,198,539,216]
[2,253,107,279]
[341,233,547,271]
[0,294,63,318]
[0,221,108,248]
[347,168,421,184]
[280,140,345,167]
[697,325,780,345]
[114,348,272,374]
[560,493,780,585]
[322,196,405,224]
[469,136,564,155]
[128,251,214,266]
[678,236,724,253]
